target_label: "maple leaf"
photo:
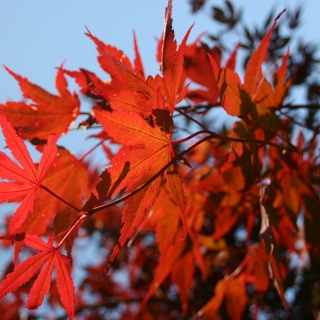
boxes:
[141,185,181,253]
[209,10,286,117]
[90,31,145,82]
[0,0,318,318]
[86,29,147,95]
[0,64,80,141]
[18,147,89,254]
[273,49,292,106]
[227,118,267,162]
[158,0,193,110]
[63,68,115,98]
[171,250,194,315]
[184,40,240,104]
[0,114,57,235]
[141,183,205,257]
[198,279,227,319]
[224,276,247,320]
[251,49,292,115]
[203,162,246,207]
[198,276,247,320]
[83,3,194,118]
[246,244,270,292]
[142,228,191,312]
[84,30,159,117]
[0,234,75,319]
[274,167,311,215]
[89,88,186,266]
[133,31,146,78]
[141,186,206,314]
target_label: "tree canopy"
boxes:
[0,0,319,319]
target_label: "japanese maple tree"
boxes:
[0,0,319,319]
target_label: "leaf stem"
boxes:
[85,135,212,217]
[280,103,320,111]
[175,107,210,131]
[175,108,296,151]
[279,109,319,133]
[56,122,298,247]
[57,214,87,249]
[79,140,104,162]
[176,102,320,112]
[172,130,208,145]
[57,136,212,246]
[176,103,221,111]
[172,129,297,151]
[40,185,81,213]
[68,125,103,131]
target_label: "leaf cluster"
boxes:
[0,0,319,319]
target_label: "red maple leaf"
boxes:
[85,30,155,115]
[0,234,75,319]
[184,39,221,104]
[142,226,205,315]
[83,0,192,118]
[0,64,80,141]
[199,276,247,320]
[0,114,57,234]
[19,148,89,239]
[158,0,193,110]
[80,2,194,266]
[92,88,186,266]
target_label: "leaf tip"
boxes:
[276,8,286,21]
[105,263,112,275]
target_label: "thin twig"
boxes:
[79,140,104,162]
[57,214,87,249]
[280,103,320,111]
[175,107,210,131]
[56,136,212,246]
[176,103,221,111]
[86,136,213,217]
[40,185,81,213]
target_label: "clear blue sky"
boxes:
[0,0,319,154]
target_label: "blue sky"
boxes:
[1,1,319,99]
[0,0,319,153]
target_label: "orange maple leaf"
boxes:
[0,65,80,141]
[209,10,286,117]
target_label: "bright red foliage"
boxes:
[0,114,57,235]
[0,1,319,319]
[0,234,75,319]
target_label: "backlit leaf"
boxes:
[0,65,80,141]
[0,114,57,234]
[0,234,75,319]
